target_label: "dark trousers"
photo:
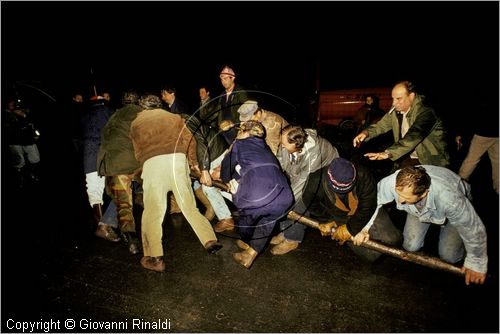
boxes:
[348,207,403,262]
[238,190,293,253]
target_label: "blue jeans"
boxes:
[202,151,232,220]
[102,200,118,228]
[403,214,464,264]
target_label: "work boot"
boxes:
[233,247,258,269]
[140,256,165,273]
[92,203,121,242]
[270,232,285,245]
[194,188,215,221]
[213,218,235,233]
[169,194,182,214]
[170,212,185,228]
[235,239,250,251]
[122,232,141,255]
[270,239,299,255]
[95,223,121,242]
[204,240,223,254]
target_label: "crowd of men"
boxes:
[5,65,496,286]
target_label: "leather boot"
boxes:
[122,232,141,255]
[140,256,165,272]
[213,217,235,233]
[93,204,120,242]
[169,193,182,214]
[194,188,215,221]
[204,240,223,254]
[95,223,121,242]
[235,239,250,250]
[270,232,285,245]
[270,239,299,255]
[233,246,258,269]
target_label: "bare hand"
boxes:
[462,267,487,285]
[191,164,201,177]
[352,230,369,246]
[364,152,391,160]
[211,165,221,181]
[353,131,368,147]
[200,170,213,187]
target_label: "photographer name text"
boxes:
[6,318,172,332]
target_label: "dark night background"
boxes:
[2,2,499,124]
[1,2,499,333]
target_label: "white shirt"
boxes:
[400,108,419,160]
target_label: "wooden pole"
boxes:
[286,211,464,276]
[192,175,464,276]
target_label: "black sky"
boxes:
[2,1,499,119]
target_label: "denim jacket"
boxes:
[365,165,487,273]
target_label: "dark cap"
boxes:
[327,158,357,193]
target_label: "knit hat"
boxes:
[220,66,236,78]
[237,100,259,121]
[327,158,357,193]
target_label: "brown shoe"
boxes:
[95,224,121,242]
[235,239,250,250]
[270,240,299,255]
[140,256,165,273]
[214,218,235,233]
[204,240,223,254]
[270,232,285,245]
[233,247,258,269]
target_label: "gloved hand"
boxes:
[331,224,352,245]
[319,221,337,237]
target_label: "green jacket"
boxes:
[365,95,450,167]
[97,103,143,176]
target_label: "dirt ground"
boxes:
[1,137,498,333]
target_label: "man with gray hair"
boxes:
[237,100,289,155]
[130,94,222,272]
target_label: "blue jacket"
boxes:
[221,136,292,210]
[365,165,487,273]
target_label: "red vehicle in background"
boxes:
[315,86,392,132]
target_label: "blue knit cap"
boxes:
[327,158,356,193]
